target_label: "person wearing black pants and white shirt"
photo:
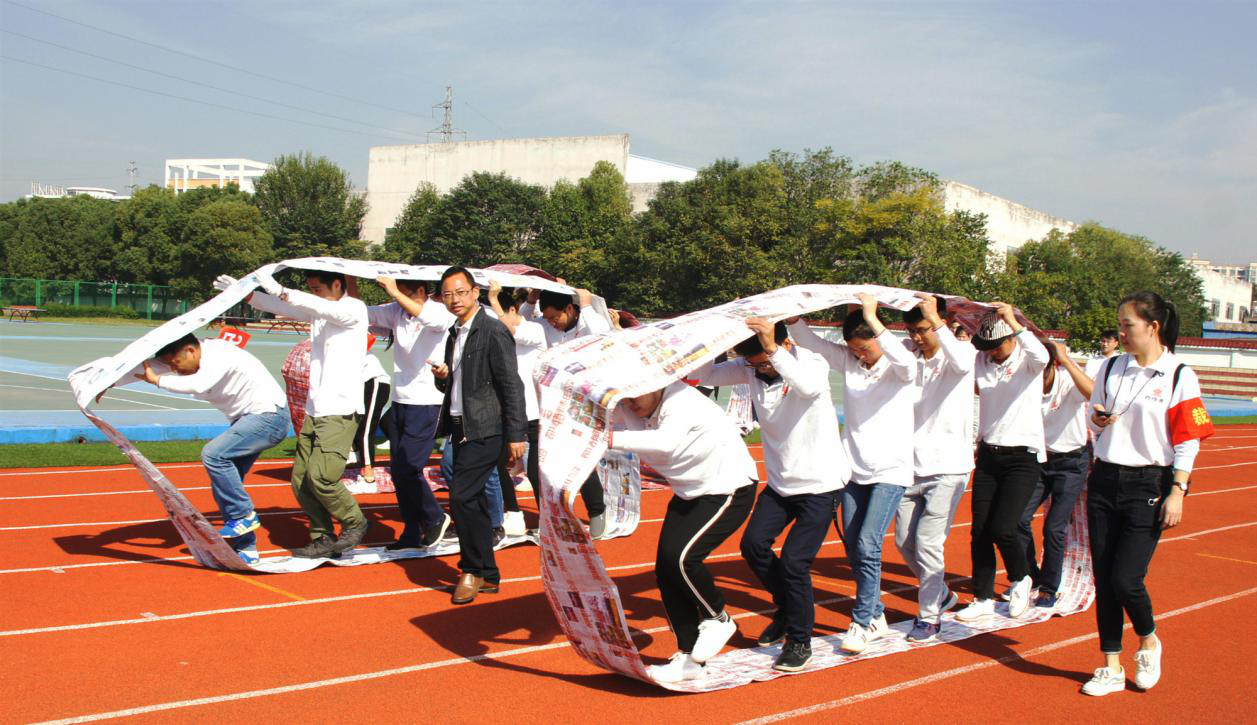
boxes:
[435,267,528,605]
[1081,292,1213,696]
[1015,340,1094,611]
[895,294,975,643]
[350,352,391,486]
[788,293,916,655]
[955,302,1049,622]
[692,317,848,672]
[610,381,757,684]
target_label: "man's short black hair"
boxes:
[842,308,880,341]
[902,295,948,325]
[440,266,475,288]
[1099,329,1119,341]
[155,333,199,359]
[396,278,430,295]
[496,289,517,312]
[305,270,346,290]
[733,322,788,357]
[538,290,576,313]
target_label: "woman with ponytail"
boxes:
[1081,291,1215,696]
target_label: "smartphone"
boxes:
[1094,410,1113,420]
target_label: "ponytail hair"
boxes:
[1118,291,1179,352]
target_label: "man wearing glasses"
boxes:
[433,267,528,604]
[690,318,848,672]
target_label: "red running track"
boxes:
[2,430,1257,723]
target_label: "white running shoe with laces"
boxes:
[691,615,737,663]
[840,614,889,654]
[646,652,704,683]
[502,510,527,537]
[1134,639,1162,690]
[954,598,996,622]
[1081,666,1126,696]
[1007,575,1034,618]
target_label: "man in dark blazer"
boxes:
[434,266,528,604]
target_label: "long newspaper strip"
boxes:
[532,283,1091,691]
[65,257,615,573]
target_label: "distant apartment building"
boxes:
[1188,254,1256,323]
[164,159,271,194]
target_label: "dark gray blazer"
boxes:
[437,308,528,443]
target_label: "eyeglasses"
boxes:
[440,288,476,301]
[745,360,775,371]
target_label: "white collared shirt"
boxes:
[909,325,976,476]
[1090,350,1203,472]
[1042,369,1088,453]
[250,289,367,418]
[367,299,455,406]
[448,306,480,417]
[975,329,1050,459]
[511,319,547,421]
[694,345,848,496]
[154,339,286,420]
[611,381,758,499]
[541,304,611,348]
[789,322,917,487]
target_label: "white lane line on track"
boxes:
[0,503,403,531]
[0,460,296,478]
[0,483,293,501]
[31,581,1257,724]
[733,584,1257,724]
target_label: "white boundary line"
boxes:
[735,584,1257,724]
[0,460,296,478]
[0,482,293,501]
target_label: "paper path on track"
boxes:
[530,283,1066,691]
[64,257,626,573]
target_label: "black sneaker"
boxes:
[422,513,453,548]
[492,527,506,547]
[332,519,369,554]
[292,534,339,559]
[772,640,812,672]
[757,614,787,646]
[384,539,423,551]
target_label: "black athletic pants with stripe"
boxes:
[352,379,391,469]
[656,482,756,653]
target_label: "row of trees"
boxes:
[0,148,1207,346]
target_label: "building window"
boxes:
[1211,300,1220,317]
[1226,303,1235,320]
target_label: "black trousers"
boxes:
[352,379,391,468]
[494,419,541,513]
[1088,460,1172,653]
[740,486,838,643]
[971,445,1041,599]
[656,483,755,652]
[450,420,501,583]
[1016,445,1090,594]
[387,403,446,545]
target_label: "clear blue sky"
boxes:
[2,0,1254,262]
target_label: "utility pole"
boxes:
[127,161,138,193]
[427,86,466,143]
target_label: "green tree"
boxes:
[252,152,367,259]
[380,182,440,264]
[416,171,546,267]
[3,196,116,280]
[171,199,273,304]
[535,161,634,293]
[112,186,179,284]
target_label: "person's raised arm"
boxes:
[993,301,1048,371]
[378,276,425,319]
[785,315,848,372]
[487,279,517,334]
[1052,341,1094,400]
[574,288,612,336]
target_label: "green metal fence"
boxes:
[0,278,193,320]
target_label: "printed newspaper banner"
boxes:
[65,257,608,574]
[531,283,1086,691]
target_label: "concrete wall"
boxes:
[1197,267,1254,322]
[363,134,631,244]
[943,180,1078,255]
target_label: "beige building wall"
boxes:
[943,180,1078,256]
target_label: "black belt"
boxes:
[979,442,1030,455]
[1046,446,1087,460]
[450,415,463,427]
[1094,459,1171,474]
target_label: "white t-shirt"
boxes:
[366,299,454,406]
[511,318,547,421]
[1090,350,1204,472]
[975,329,1050,459]
[154,339,286,421]
[693,345,848,496]
[251,289,368,418]
[362,354,389,385]
[1042,368,1088,453]
[789,322,917,487]
[540,304,611,348]
[611,381,758,499]
[908,325,976,477]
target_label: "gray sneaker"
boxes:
[292,534,339,559]
[588,513,607,539]
[332,519,369,554]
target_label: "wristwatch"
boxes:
[1173,480,1189,495]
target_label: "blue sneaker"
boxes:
[220,512,260,538]
[1035,590,1058,609]
[237,545,259,565]
[905,619,940,643]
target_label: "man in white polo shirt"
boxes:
[131,333,289,564]
[692,317,848,672]
[894,293,975,642]
[221,269,371,559]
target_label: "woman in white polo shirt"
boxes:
[1080,291,1214,697]
[788,292,916,655]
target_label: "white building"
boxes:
[1190,265,1254,323]
[164,158,271,194]
[942,180,1078,256]
[25,183,127,201]
[362,134,696,244]
[1187,254,1257,286]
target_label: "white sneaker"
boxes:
[1007,576,1033,619]
[502,510,527,537]
[940,589,960,613]
[841,613,890,654]
[514,477,532,492]
[690,614,737,663]
[1134,639,1162,690]
[1081,666,1126,696]
[954,598,996,622]
[646,652,704,683]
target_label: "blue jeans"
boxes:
[839,482,905,627]
[1018,446,1089,593]
[443,438,505,529]
[202,408,290,550]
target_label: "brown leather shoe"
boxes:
[451,573,483,604]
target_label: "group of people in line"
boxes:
[119,266,1213,697]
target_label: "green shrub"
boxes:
[41,303,140,319]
